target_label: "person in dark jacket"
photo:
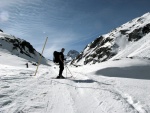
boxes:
[57,48,65,78]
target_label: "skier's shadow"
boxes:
[51,79,111,90]
[72,79,95,83]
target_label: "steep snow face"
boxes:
[110,33,150,60]
[73,12,150,65]
[0,31,48,65]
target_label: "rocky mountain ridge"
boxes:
[72,12,150,65]
[0,31,48,65]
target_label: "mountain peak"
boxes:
[0,29,3,32]
[67,50,79,59]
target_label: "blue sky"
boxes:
[0,0,150,59]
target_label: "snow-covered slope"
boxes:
[0,31,48,65]
[110,33,150,60]
[0,53,150,113]
[73,12,150,65]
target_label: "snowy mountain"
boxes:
[72,12,150,65]
[65,50,80,63]
[67,50,79,59]
[0,30,48,65]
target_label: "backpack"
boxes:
[53,51,60,63]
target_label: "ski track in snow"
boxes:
[73,72,148,113]
[0,65,149,113]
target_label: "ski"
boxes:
[51,76,73,79]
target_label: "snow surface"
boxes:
[0,47,150,113]
[110,33,150,60]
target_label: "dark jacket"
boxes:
[59,52,65,62]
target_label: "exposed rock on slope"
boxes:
[0,31,48,65]
[72,12,150,65]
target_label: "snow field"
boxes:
[0,48,150,113]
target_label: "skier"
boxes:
[56,48,65,79]
[25,63,28,68]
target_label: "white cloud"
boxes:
[0,11,9,22]
[0,0,20,8]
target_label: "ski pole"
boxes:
[66,66,67,78]
[65,65,73,77]
[34,37,48,76]
[65,63,67,77]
